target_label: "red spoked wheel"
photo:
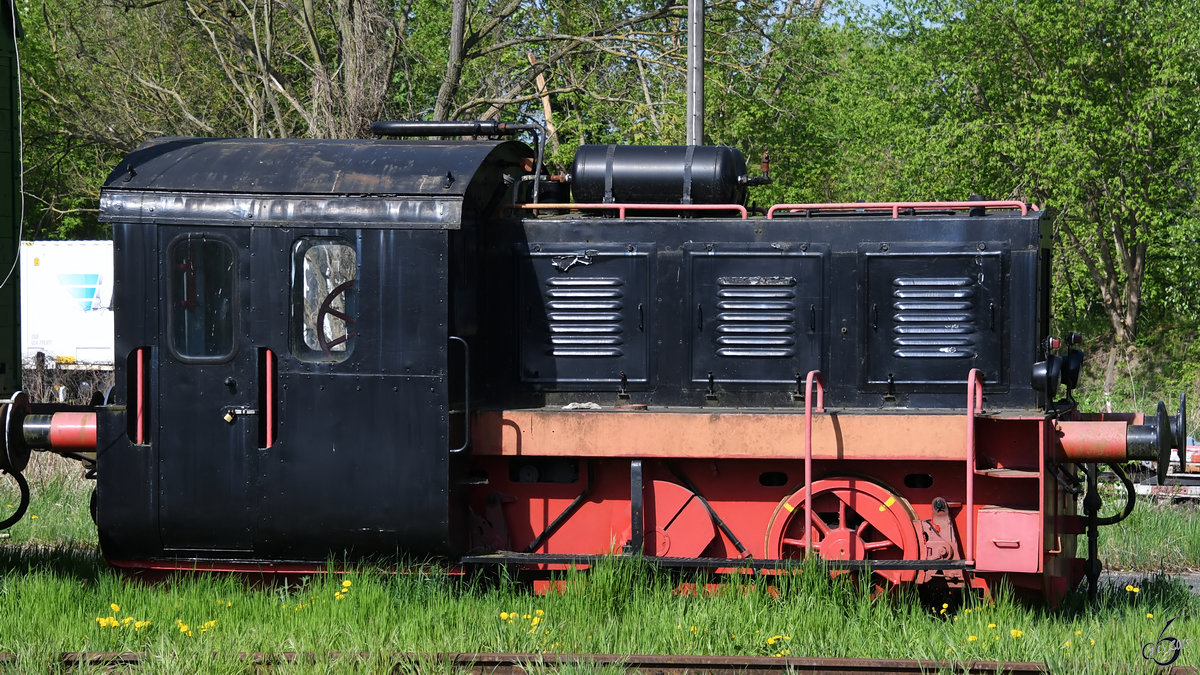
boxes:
[765,477,921,587]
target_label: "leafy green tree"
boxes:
[863,0,1200,344]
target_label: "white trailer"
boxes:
[19,240,114,366]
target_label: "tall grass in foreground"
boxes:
[1,455,1197,673]
[0,556,1195,673]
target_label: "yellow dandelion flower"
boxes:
[690,625,698,633]
[1090,639,1095,645]
[122,617,133,625]
[968,635,978,642]
[334,593,344,600]
[1147,613,1154,619]
[1010,629,1024,638]
[939,608,946,614]
[731,634,737,639]
[1075,630,1082,636]
[531,616,541,627]
[676,624,682,630]
[544,629,549,635]
[1064,640,1071,647]
[1131,586,1140,593]
[988,623,996,629]
[186,630,193,637]
[767,637,777,645]
[965,609,971,614]
[110,603,120,613]
[783,636,790,641]
[500,612,509,620]
[994,636,999,641]
[342,580,352,587]
[95,617,105,625]
[535,609,544,616]
[942,603,949,609]
[30,515,37,520]
[226,602,232,607]
[774,653,782,658]
[782,649,789,656]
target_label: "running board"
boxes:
[459,553,971,571]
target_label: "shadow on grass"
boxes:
[0,542,107,579]
[1053,572,1197,619]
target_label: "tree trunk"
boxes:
[433,0,467,121]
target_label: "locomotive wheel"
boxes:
[765,477,920,587]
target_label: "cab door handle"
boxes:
[222,406,258,423]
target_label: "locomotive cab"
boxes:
[93,137,531,564]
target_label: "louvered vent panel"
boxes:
[891,276,977,359]
[715,276,797,358]
[545,277,624,357]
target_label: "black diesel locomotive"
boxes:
[0,121,1188,603]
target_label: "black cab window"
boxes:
[168,235,236,360]
[292,239,357,362]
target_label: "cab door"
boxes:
[156,227,259,552]
[253,228,454,558]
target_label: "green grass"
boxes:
[2,455,1198,673]
[1097,482,1200,573]
[0,552,1196,673]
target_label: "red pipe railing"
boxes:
[803,370,826,554]
[135,348,146,445]
[515,202,748,219]
[965,369,985,565]
[265,349,275,448]
[767,200,1031,219]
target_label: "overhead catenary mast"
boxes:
[685,0,704,146]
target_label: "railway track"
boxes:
[1,651,1194,674]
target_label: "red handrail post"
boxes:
[965,369,984,565]
[135,348,145,445]
[803,370,826,555]
[265,349,275,448]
